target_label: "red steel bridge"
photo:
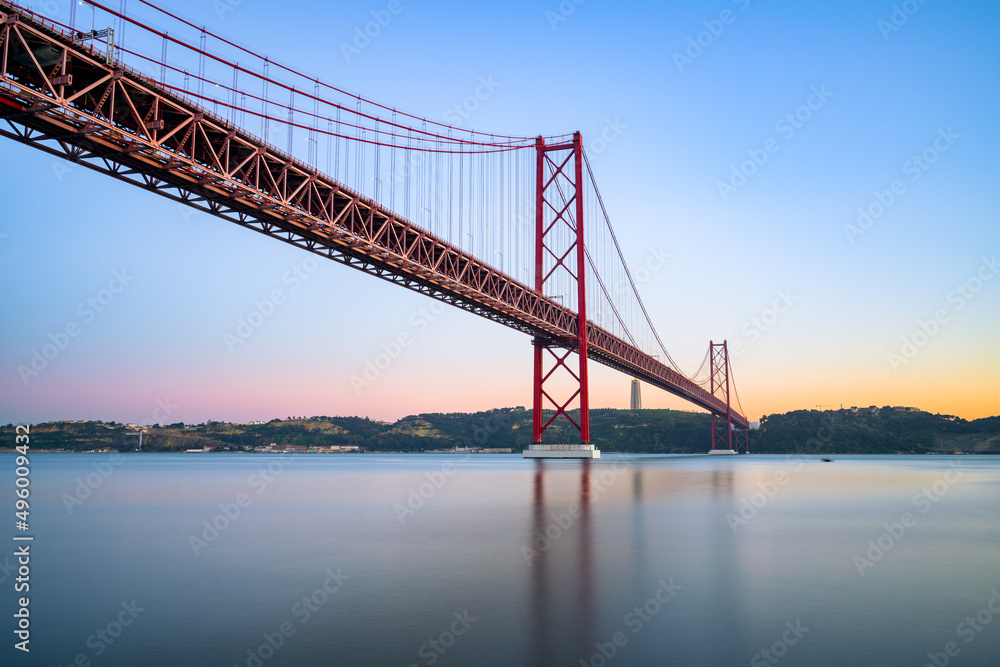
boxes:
[0,0,750,453]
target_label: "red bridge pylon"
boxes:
[709,340,734,452]
[531,132,590,446]
[708,339,751,453]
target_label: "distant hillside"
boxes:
[3,406,998,454]
[753,408,1000,454]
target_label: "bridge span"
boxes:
[0,0,750,455]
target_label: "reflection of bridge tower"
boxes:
[630,378,642,410]
[529,462,552,666]
[527,460,596,664]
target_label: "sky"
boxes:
[1,0,998,426]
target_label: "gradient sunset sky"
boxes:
[1,0,998,425]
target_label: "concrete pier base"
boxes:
[708,449,737,455]
[523,444,601,459]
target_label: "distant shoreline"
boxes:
[3,407,998,455]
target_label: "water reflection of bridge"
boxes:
[525,458,741,665]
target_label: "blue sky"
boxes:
[1,0,998,425]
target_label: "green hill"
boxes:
[3,406,998,454]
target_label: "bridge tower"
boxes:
[708,340,737,455]
[524,132,599,459]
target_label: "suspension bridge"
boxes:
[0,0,751,457]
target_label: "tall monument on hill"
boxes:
[630,378,642,410]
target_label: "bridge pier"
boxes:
[523,444,601,459]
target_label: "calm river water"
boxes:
[3,453,999,666]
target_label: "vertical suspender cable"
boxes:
[458,139,464,251]
[334,107,340,181]
[447,130,453,242]
[287,87,294,156]
[499,145,504,273]
[261,59,268,143]
[160,32,167,84]
[405,128,411,220]
[373,128,378,202]
[326,119,332,176]
[390,111,396,211]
